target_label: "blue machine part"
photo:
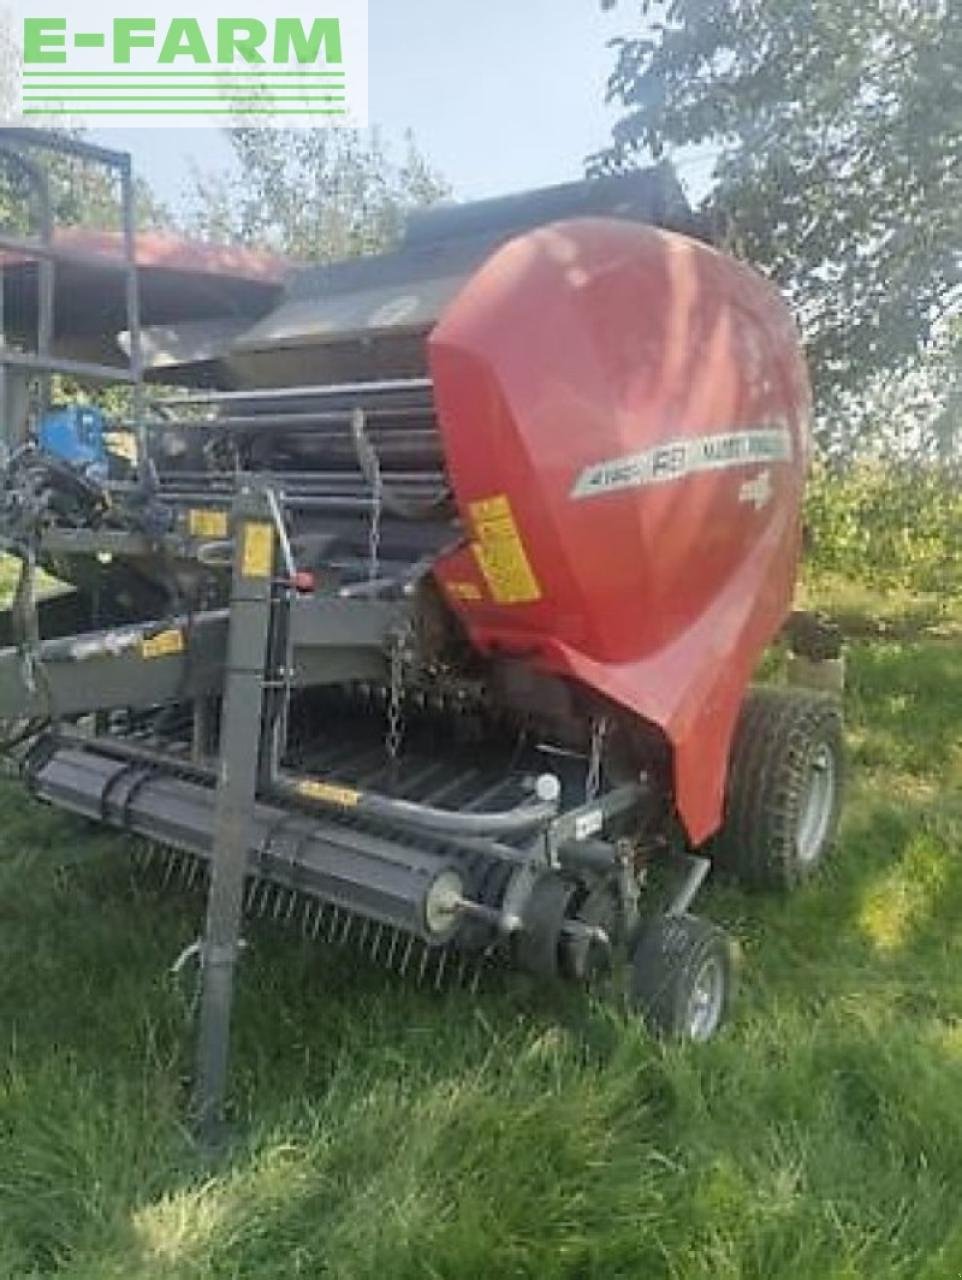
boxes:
[38,405,110,482]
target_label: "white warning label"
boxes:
[571,425,793,501]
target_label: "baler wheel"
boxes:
[630,914,733,1042]
[714,687,844,891]
[559,880,620,983]
[514,872,578,979]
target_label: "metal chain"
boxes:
[352,406,383,584]
[368,455,383,585]
[585,716,609,803]
[385,622,413,760]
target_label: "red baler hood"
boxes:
[429,218,811,845]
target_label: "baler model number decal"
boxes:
[468,494,542,605]
[570,426,793,500]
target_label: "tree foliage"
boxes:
[806,457,962,593]
[186,127,450,262]
[0,9,18,118]
[0,16,166,235]
[596,0,961,433]
[0,153,167,237]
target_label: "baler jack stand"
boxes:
[192,482,277,1147]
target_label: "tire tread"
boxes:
[713,686,844,890]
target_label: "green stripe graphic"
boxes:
[23,70,345,77]
[24,95,346,102]
[21,64,353,118]
[23,108,348,115]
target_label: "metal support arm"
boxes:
[192,483,276,1145]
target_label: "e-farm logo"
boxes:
[6,0,368,127]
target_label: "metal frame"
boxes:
[0,128,145,453]
[0,349,666,1142]
[193,481,277,1143]
[15,452,656,1140]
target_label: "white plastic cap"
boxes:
[535,773,562,804]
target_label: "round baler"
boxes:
[0,157,845,1063]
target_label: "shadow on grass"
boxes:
[844,638,962,778]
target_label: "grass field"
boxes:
[0,579,961,1279]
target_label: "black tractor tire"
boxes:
[630,914,733,1042]
[713,686,844,891]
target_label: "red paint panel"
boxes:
[429,219,810,844]
[0,228,290,281]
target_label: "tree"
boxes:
[929,318,962,461]
[0,8,17,117]
[186,127,450,261]
[0,149,168,236]
[0,12,167,234]
[595,0,961,444]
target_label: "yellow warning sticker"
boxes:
[297,779,362,809]
[469,493,542,605]
[188,508,229,539]
[241,522,274,579]
[446,579,484,602]
[140,628,185,660]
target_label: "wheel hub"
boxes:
[797,743,836,865]
[685,955,725,1041]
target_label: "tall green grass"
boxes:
[0,598,960,1278]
